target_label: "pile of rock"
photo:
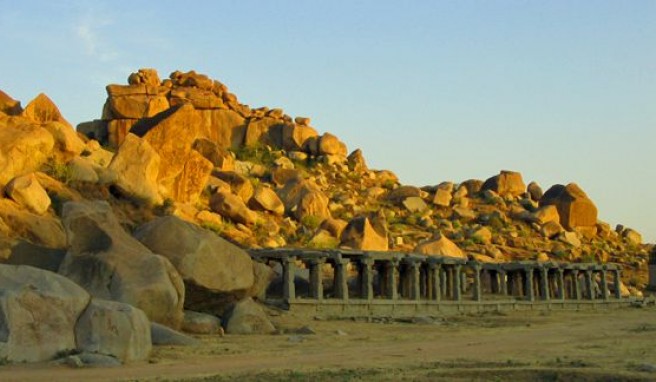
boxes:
[79,68,347,160]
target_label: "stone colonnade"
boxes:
[251,249,624,303]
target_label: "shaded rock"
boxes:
[414,234,466,259]
[58,201,185,329]
[76,120,108,144]
[151,322,199,346]
[210,190,258,225]
[134,216,255,314]
[75,299,152,363]
[481,170,526,197]
[460,179,483,195]
[387,185,421,204]
[320,218,348,238]
[0,264,90,363]
[270,168,302,187]
[347,149,368,172]
[540,183,598,231]
[340,215,388,251]
[243,117,281,146]
[107,133,162,205]
[246,261,276,301]
[527,181,543,201]
[0,89,22,115]
[182,310,223,335]
[4,240,66,272]
[5,173,51,214]
[223,298,275,335]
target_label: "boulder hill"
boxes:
[0,67,652,299]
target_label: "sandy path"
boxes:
[1,308,655,381]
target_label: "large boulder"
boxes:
[58,201,185,329]
[539,183,598,231]
[222,298,275,335]
[340,215,388,251]
[0,199,67,248]
[481,170,526,197]
[249,184,285,216]
[277,179,331,222]
[182,310,223,335]
[4,173,51,215]
[21,93,70,126]
[75,299,152,363]
[0,118,55,187]
[170,150,213,204]
[0,89,22,115]
[106,133,162,205]
[132,104,212,203]
[414,234,466,259]
[134,216,255,314]
[210,190,258,225]
[42,121,85,160]
[281,124,317,151]
[0,264,91,363]
[196,109,246,149]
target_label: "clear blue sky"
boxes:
[1,1,654,242]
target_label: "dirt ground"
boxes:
[1,306,655,382]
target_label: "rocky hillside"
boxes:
[0,68,652,295]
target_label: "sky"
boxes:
[0,1,654,242]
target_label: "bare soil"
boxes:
[1,307,655,381]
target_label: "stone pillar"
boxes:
[386,260,399,300]
[308,258,325,300]
[430,264,442,301]
[600,269,609,301]
[585,270,595,300]
[540,267,550,301]
[613,269,622,299]
[556,269,565,300]
[489,270,499,294]
[472,264,482,301]
[334,259,349,301]
[282,256,296,301]
[453,265,462,301]
[360,258,374,300]
[572,270,581,300]
[441,267,449,298]
[461,271,468,293]
[499,270,508,296]
[410,262,421,300]
[524,267,534,302]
